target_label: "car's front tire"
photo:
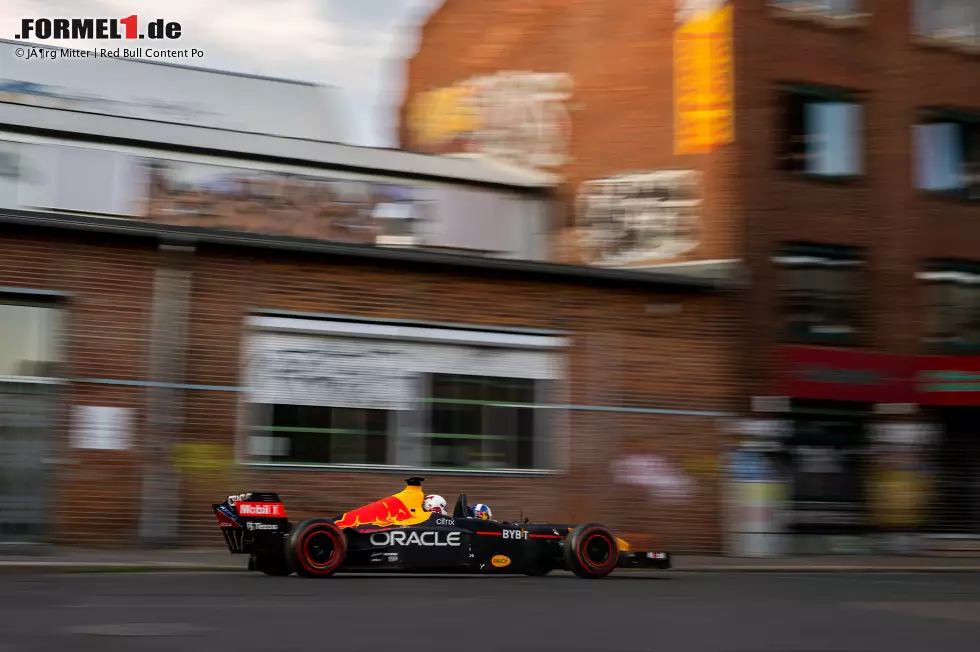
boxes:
[563,523,619,579]
[285,518,348,578]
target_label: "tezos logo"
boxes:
[247,522,278,532]
[370,530,461,547]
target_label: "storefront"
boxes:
[772,346,918,554]
[916,357,980,538]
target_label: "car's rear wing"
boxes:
[213,492,291,555]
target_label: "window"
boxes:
[914,110,980,200]
[425,374,538,470]
[242,321,563,472]
[253,405,391,466]
[913,0,980,44]
[0,301,61,378]
[771,0,863,17]
[919,261,980,351]
[776,243,865,344]
[776,85,863,177]
[20,144,144,217]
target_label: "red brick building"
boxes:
[399,0,980,554]
[0,212,735,553]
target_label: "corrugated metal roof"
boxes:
[0,101,560,189]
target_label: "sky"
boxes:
[0,0,444,147]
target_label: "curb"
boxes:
[674,566,980,573]
[0,562,244,574]
[2,562,980,574]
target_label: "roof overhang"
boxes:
[0,208,740,292]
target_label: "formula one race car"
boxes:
[213,477,671,579]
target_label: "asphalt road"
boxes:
[2,570,980,651]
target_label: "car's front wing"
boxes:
[617,550,671,570]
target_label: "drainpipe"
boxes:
[139,238,194,546]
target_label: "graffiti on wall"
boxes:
[139,159,429,246]
[246,339,414,411]
[674,0,734,155]
[567,170,702,267]
[408,71,574,169]
[611,454,696,503]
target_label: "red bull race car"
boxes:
[213,477,671,579]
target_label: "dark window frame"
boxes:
[912,0,980,43]
[775,243,866,346]
[423,373,539,471]
[0,297,63,379]
[914,107,980,202]
[254,404,392,466]
[919,259,980,353]
[775,83,865,180]
[770,0,866,17]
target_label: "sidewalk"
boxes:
[3,546,980,573]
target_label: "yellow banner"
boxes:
[674,3,734,155]
[171,443,233,473]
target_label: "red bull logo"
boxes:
[334,497,413,528]
[333,482,431,529]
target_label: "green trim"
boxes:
[919,371,980,381]
[413,433,510,441]
[251,426,381,436]
[424,398,536,407]
[920,383,980,392]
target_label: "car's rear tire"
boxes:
[285,518,347,578]
[563,523,619,579]
[250,553,293,576]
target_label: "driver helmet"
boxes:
[422,494,448,515]
[470,503,492,520]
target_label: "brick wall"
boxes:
[399,0,740,269]
[0,226,739,553]
[402,0,980,397]
[736,2,980,392]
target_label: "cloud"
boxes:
[99,0,345,65]
[0,0,445,146]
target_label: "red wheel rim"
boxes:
[297,525,342,574]
[581,533,614,569]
